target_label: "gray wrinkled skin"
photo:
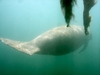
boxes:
[0,25,91,56]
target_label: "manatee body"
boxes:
[0,25,90,55]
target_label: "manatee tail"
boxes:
[0,37,39,55]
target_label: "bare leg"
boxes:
[83,0,97,35]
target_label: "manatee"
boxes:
[0,25,91,56]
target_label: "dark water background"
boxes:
[0,0,100,75]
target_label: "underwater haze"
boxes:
[0,0,100,75]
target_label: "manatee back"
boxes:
[33,25,89,55]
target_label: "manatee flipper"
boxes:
[0,37,39,55]
[79,42,88,53]
[79,34,91,53]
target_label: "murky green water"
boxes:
[0,0,100,75]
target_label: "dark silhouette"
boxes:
[60,0,76,27]
[60,0,97,35]
[83,0,97,35]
